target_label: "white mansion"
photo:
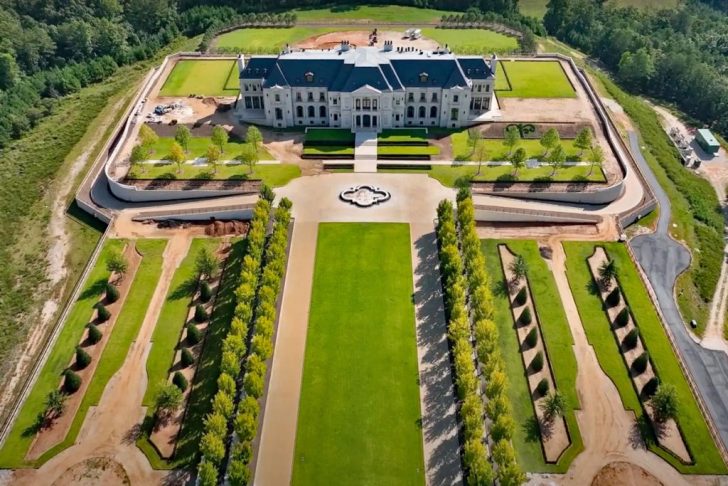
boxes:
[236,41,497,131]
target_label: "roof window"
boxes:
[419,72,429,83]
[305,71,314,82]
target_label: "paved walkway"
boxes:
[254,174,462,486]
[354,131,378,173]
[627,131,728,457]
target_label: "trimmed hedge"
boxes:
[173,371,188,392]
[63,369,82,394]
[530,351,544,372]
[514,286,527,307]
[105,282,120,303]
[518,307,532,326]
[632,351,649,375]
[180,347,195,367]
[536,378,549,397]
[199,281,212,303]
[87,324,102,344]
[75,346,91,370]
[194,304,209,323]
[186,323,202,345]
[623,328,640,351]
[525,327,538,349]
[96,303,110,323]
[606,287,621,308]
[615,307,630,328]
[643,376,660,398]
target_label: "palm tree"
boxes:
[509,255,528,283]
[45,390,67,421]
[599,259,617,290]
[540,391,566,422]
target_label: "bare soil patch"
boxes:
[51,457,130,486]
[591,461,662,486]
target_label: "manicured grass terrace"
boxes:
[214,27,344,54]
[0,239,124,468]
[292,5,456,23]
[564,241,727,474]
[378,129,428,144]
[293,223,424,486]
[481,240,583,472]
[304,128,355,144]
[128,162,301,188]
[377,145,440,157]
[451,132,585,162]
[421,28,519,55]
[496,61,576,98]
[160,60,239,97]
[141,136,273,162]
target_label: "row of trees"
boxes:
[196,196,273,485]
[436,194,524,485]
[200,12,297,52]
[438,7,542,53]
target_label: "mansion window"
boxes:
[308,106,315,117]
[419,72,429,83]
[307,92,314,102]
[419,93,426,102]
[430,106,437,118]
[356,99,361,110]
[486,85,490,92]
[296,92,302,102]
[296,106,304,117]
[363,98,371,110]
[418,106,426,118]
[453,95,459,102]
[450,108,458,121]
[275,108,283,120]
[319,92,326,102]
[408,93,414,102]
[274,94,280,102]
[373,99,378,110]
[305,71,314,82]
[333,114,339,121]
[319,106,327,117]
[431,93,438,102]
[407,106,414,118]
[332,97,338,105]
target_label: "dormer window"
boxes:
[305,71,314,82]
[419,72,429,83]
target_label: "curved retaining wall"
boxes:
[474,179,624,205]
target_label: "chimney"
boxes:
[341,40,350,52]
[490,54,498,76]
[384,40,393,52]
[237,54,245,75]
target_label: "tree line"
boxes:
[544,0,728,139]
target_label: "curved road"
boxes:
[628,131,728,454]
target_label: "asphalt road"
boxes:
[628,131,728,453]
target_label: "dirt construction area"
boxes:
[295,30,438,50]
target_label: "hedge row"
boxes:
[454,191,526,486]
[227,200,292,486]
[196,197,272,486]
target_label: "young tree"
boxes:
[589,145,605,176]
[129,144,147,169]
[539,127,560,156]
[155,383,183,420]
[509,147,527,177]
[652,383,679,423]
[106,250,128,281]
[239,144,258,175]
[44,390,67,420]
[139,124,158,148]
[195,247,218,280]
[472,137,488,176]
[509,255,528,281]
[599,259,617,289]
[547,144,566,176]
[246,125,263,153]
[540,390,566,421]
[574,127,593,155]
[206,145,221,174]
[211,125,228,153]
[174,125,191,153]
[504,125,521,155]
[169,141,185,174]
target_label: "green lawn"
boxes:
[34,239,166,465]
[302,145,355,156]
[128,162,301,188]
[451,132,585,162]
[421,28,519,55]
[304,128,355,144]
[160,60,239,97]
[293,223,424,485]
[142,239,219,406]
[142,136,273,162]
[564,241,727,474]
[481,240,583,472]
[293,5,455,23]
[379,129,428,144]
[497,61,576,98]
[214,27,343,53]
[0,239,124,468]
[377,145,440,156]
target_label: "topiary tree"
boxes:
[212,391,234,418]
[525,327,538,348]
[540,390,566,422]
[642,376,660,398]
[186,323,202,345]
[228,458,251,486]
[631,351,649,375]
[87,324,102,344]
[75,346,91,370]
[197,461,218,486]
[599,259,617,290]
[514,286,527,307]
[530,350,544,372]
[199,281,212,303]
[200,430,226,464]
[95,303,111,323]
[204,412,228,437]
[519,307,532,326]
[536,378,549,397]
[615,307,630,327]
[622,328,639,351]
[105,282,119,304]
[234,411,258,442]
[464,438,495,485]
[491,414,515,442]
[194,304,208,323]
[260,184,276,203]
[63,369,81,393]
[172,371,188,392]
[652,383,679,423]
[606,287,621,307]
[217,372,237,396]
[180,347,195,367]
[244,370,264,398]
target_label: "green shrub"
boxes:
[186,323,202,345]
[514,287,527,307]
[95,303,110,323]
[606,287,621,307]
[87,324,102,344]
[173,371,188,391]
[199,281,212,303]
[518,307,532,326]
[524,327,538,348]
[180,347,195,367]
[105,282,119,303]
[75,346,91,369]
[631,351,649,375]
[530,351,544,372]
[622,328,639,351]
[615,307,630,327]
[244,370,265,398]
[642,376,660,398]
[228,458,251,486]
[536,378,549,396]
[194,304,209,323]
[63,369,82,393]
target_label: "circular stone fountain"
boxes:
[339,185,391,207]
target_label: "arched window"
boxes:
[308,106,315,118]
[430,106,437,118]
[296,106,303,118]
[319,106,327,118]
[407,106,414,118]
[275,108,283,120]
[418,106,426,118]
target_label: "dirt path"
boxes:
[11,235,192,486]
[547,243,690,486]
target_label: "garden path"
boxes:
[11,235,192,486]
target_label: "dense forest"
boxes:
[544,0,728,138]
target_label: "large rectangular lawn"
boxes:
[292,223,424,486]
[159,59,239,97]
[496,61,576,98]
